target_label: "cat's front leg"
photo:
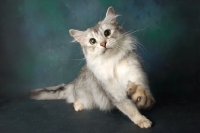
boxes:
[114,99,152,128]
[126,81,155,109]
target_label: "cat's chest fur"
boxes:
[88,58,123,81]
[87,53,141,101]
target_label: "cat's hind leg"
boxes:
[73,101,84,111]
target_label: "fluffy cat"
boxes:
[30,7,154,128]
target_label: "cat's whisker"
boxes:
[116,25,150,42]
[122,25,150,39]
[108,39,124,51]
[115,44,128,53]
[136,54,143,63]
[130,25,150,34]
[121,30,133,37]
[119,27,147,52]
[114,47,123,54]
[110,29,148,54]
[121,39,146,53]
[72,36,83,43]
[120,21,125,27]
[114,45,123,52]
[78,58,85,66]
[116,37,142,52]
[123,31,137,37]
[135,43,146,53]
[135,42,147,53]
[59,59,68,61]
[115,44,125,50]
[64,58,86,66]
[115,30,133,41]
[75,53,84,56]
[109,40,117,46]
[69,58,86,66]
[69,58,86,61]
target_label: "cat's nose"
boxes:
[100,41,107,48]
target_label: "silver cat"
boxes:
[30,7,155,128]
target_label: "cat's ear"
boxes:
[104,7,118,24]
[106,7,115,17]
[69,29,84,43]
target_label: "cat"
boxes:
[30,7,155,128]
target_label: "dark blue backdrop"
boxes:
[0,0,199,99]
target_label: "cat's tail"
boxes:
[29,83,75,103]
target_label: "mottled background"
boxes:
[0,0,199,99]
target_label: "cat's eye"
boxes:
[89,38,96,45]
[104,29,111,37]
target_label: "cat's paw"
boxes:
[135,116,152,128]
[73,101,84,111]
[133,87,155,109]
[126,82,137,96]
[126,81,155,109]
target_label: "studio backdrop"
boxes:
[0,0,199,99]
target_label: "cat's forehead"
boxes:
[89,24,100,33]
[87,23,115,34]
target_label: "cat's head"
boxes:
[69,7,136,59]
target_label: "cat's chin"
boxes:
[102,48,112,54]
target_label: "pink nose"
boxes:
[100,42,107,48]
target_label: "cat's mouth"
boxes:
[103,48,112,53]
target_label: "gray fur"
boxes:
[30,65,114,111]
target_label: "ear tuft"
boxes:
[103,6,119,24]
[106,7,115,17]
[69,29,75,36]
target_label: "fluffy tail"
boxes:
[29,83,75,103]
